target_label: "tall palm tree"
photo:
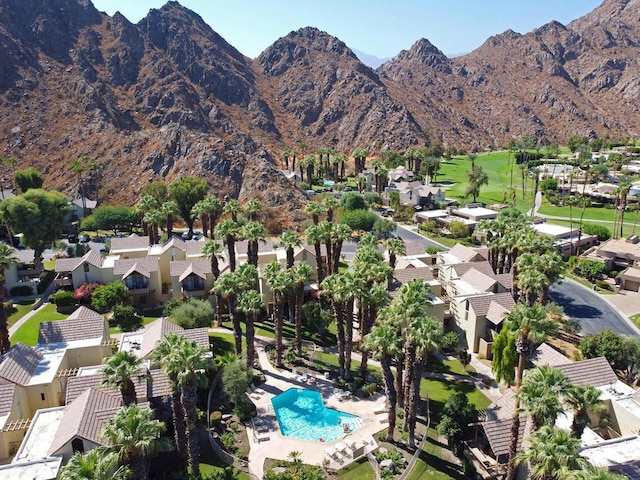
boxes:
[143,209,164,246]
[386,237,406,269]
[278,229,302,269]
[292,262,314,355]
[0,242,15,354]
[59,449,129,480]
[518,366,569,431]
[161,200,180,237]
[245,199,262,222]
[213,273,244,355]
[242,221,267,267]
[515,426,586,480]
[320,221,334,277]
[154,334,188,463]
[305,224,327,283]
[564,384,606,439]
[135,195,160,238]
[493,303,558,480]
[215,219,239,273]
[362,316,402,441]
[102,351,144,406]
[321,195,339,223]
[305,201,325,225]
[202,240,224,280]
[238,289,264,369]
[191,195,222,239]
[172,339,211,478]
[263,261,293,367]
[101,404,168,480]
[223,199,242,223]
[330,223,352,275]
[320,274,348,378]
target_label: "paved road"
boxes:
[549,278,639,337]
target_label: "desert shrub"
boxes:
[573,259,606,282]
[582,223,612,241]
[595,279,612,290]
[440,331,460,351]
[448,220,469,239]
[220,432,236,452]
[171,298,214,329]
[50,290,76,307]
[361,383,378,397]
[340,192,367,211]
[340,209,378,231]
[10,285,34,296]
[163,297,183,317]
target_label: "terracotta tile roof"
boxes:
[113,257,159,278]
[555,357,618,387]
[65,369,172,404]
[448,244,486,263]
[467,292,515,318]
[529,343,571,367]
[450,261,495,278]
[38,307,108,345]
[0,344,44,386]
[482,415,527,458]
[0,381,16,416]
[49,388,121,455]
[404,242,427,257]
[170,259,212,281]
[138,318,209,358]
[484,389,516,422]
[389,267,434,296]
[460,268,497,292]
[110,234,150,251]
[486,301,511,325]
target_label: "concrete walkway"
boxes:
[8,301,50,338]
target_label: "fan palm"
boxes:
[263,261,294,366]
[305,223,327,283]
[102,351,144,406]
[238,289,264,369]
[518,365,569,431]
[223,198,242,223]
[564,383,607,439]
[101,404,168,480]
[213,273,244,355]
[278,229,302,269]
[386,237,406,269]
[245,199,262,221]
[202,240,224,280]
[292,262,314,355]
[330,223,352,274]
[215,219,239,272]
[59,448,128,480]
[242,221,267,267]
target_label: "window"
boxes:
[183,274,204,292]
[83,263,90,273]
[125,273,149,290]
[40,393,45,401]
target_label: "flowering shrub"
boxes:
[74,282,101,304]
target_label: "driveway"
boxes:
[548,278,640,337]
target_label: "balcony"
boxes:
[464,440,506,479]
[127,286,151,295]
[18,267,43,279]
[55,274,72,288]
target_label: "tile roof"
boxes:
[170,259,212,281]
[0,381,16,416]
[460,268,497,292]
[448,244,486,263]
[555,357,618,387]
[484,389,517,422]
[113,257,159,277]
[495,273,514,290]
[49,388,121,455]
[12,249,35,263]
[388,268,435,296]
[138,318,209,358]
[160,236,187,254]
[450,261,495,278]
[403,242,428,257]
[467,292,515,317]
[37,307,108,345]
[0,344,44,386]
[55,256,81,272]
[65,369,172,404]
[529,343,571,367]
[482,415,527,458]
[110,234,150,251]
[186,239,208,257]
[485,301,511,325]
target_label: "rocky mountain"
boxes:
[0,0,639,207]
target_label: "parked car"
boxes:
[79,234,90,243]
[193,231,202,240]
[67,233,78,243]
[181,232,193,240]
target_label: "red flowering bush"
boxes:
[74,282,101,304]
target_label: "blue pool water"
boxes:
[272,388,361,442]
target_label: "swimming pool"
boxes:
[271,388,361,443]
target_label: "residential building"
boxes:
[4,249,42,296]
[385,181,446,208]
[531,221,597,259]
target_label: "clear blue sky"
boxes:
[91,0,603,59]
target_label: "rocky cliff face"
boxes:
[0,0,639,207]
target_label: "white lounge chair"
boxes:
[344,437,357,450]
[325,446,338,459]
[335,442,348,453]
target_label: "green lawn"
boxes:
[7,300,36,327]
[10,303,69,345]
[339,458,376,480]
[630,313,640,330]
[199,440,251,480]
[108,312,161,334]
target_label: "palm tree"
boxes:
[305,201,325,225]
[192,195,222,239]
[171,339,211,478]
[362,317,402,441]
[466,165,489,202]
[143,209,164,246]
[242,221,267,267]
[279,229,302,269]
[306,224,327,283]
[213,273,244,355]
[515,426,586,480]
[245,199,262,222]
[101,404,168,480]
[516,269,549,306]
[202,240,224,280]
[154,334,188,463]
[386,237,406,269]
[161,200,180,237]
[102,351,144,406]
[321,194,339,223]
[320,274,348,378]
[215,219,239,272]
[330,223,352,275]
[492,303,558,480]
[238,289,264,369]
[59,449,128,480]
[135,195,160,240]
[518,366,569,431]
[223,198,242,223]
[263,261,293,367]
[0,242,15,354]
[568,467,626,480]
[291,263,314,355]
[564,384,606,439]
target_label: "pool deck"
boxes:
[247,337,386,479]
